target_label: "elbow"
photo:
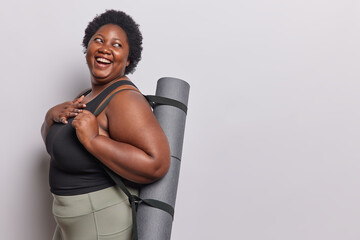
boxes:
[154,155,171,180]
[143,154,171,184]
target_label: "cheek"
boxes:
[114,52,129,65]
[85,51,92,65]
[86,44,96,59]
[116,47,129,62]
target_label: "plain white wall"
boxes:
[1,0,360,239]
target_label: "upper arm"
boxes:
[105,90,170,159]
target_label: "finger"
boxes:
[72,116,83,126]
[77,111,91,119]
[75,103,87,108]
[67,112,79,117]
[71,108,83,113]
[80,109,91,114]
[73,112,84,120]
[78,95,85,102]
[72,112,91,122]
[59,117,68,124]
[71,118,78,128]
[73,95,85,104]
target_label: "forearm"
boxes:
[83,135,166,184]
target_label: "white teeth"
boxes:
[96,57,111,63]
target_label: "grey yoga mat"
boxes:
[137,77,190,240]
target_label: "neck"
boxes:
[90,76,129,96]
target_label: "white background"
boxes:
[1,0,360,239]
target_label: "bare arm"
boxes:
[72,91,170,184]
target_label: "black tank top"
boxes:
[46,80,136,196]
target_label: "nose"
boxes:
[98,46,111,55]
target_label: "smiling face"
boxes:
[86,24,130,84]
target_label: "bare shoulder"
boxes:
[103,83,170,163]
[106,86,151,114]
[105,88,161,143]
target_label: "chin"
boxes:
[92,77,111,83]
[91,70,112,80]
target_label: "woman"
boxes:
[41,10,170,240]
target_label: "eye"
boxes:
[94,38,103,43]
[113,43,122,47]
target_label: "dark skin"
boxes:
[41,24,170,184]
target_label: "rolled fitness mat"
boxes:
[137,77,190,240]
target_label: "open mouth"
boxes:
[95,57,112,67]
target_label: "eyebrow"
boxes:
[94,33,104,38]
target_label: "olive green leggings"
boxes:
[52,186,138,240]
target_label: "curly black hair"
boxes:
[82,10,143,74]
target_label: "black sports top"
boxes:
[46,80,136,196]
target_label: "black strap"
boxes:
[77,88,92,99]
[145,95,188,114]
[92,86,183,240]
[102,167,174,240]
[94,80,136,100]
[77,80,136,107]
[93,89,137,116]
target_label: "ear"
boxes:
[126,59,130,67]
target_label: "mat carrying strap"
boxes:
[144,95,188,114]
[94,88,186,240]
